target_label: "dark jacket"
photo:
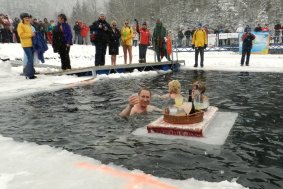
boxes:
[52,23,72,52]
[254,26,262,32]
[109,28,120,47]
[184,30,191,38]
[242,32,256,49]
[90,19,111,44]
[32,32,48,63]
[73,23,81,34]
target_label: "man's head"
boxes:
[246,28,251,33]
[197,23,202,29]
[99,13,106,21]
[142,21,147,29]
[138,88,151,108]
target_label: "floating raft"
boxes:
[147,106,218,137]
[43,60,185,77]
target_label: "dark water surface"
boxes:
[0,70,282,189]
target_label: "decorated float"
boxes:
[147,106,218,137]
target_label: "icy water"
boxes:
[0,70,283,189]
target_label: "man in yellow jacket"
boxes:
[192,23,207,68]
[17,13,36,79]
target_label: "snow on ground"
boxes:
[1,43,282,189]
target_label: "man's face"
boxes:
[99,15,105,21]
[138,90,151,108]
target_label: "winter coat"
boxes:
[136,24,150,46]
[262,26,269,32]
[17,22,33,47]
[254,26,262,32]
[73,23,81,34]
[241,32,255,50]
[32,32,48,63]
[90,19,111,44]
[52,22,72,52]
[109,28,120,45]
[178,31,184,40]
[192,29,207,47]
[121,26,133,46]
[153,22,166,49]
[59,23,72,45]
[80,24,89,37]
[184,30,191,38]
[274,24,281,31]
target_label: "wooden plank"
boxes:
[43,60,185,76]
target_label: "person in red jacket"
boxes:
[134,19,151,63]
[80,23,89,45]
[261,23,269,32]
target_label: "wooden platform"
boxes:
[147,106,218,137]
[43,60,185,77]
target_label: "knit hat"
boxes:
[198,23,202,27]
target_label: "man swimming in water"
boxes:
[119,87,161,118]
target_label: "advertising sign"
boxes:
[239,32,270,54]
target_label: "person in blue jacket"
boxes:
[52,14,72,70]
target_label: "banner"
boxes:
[207,34,217,47]
[239,32,270,54]
[227,33,239,38]
[219,33,228,39]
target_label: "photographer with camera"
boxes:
[240,28,255,66]
[91,13,111,66]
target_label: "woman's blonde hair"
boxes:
[111,20,117,25]
[168,80,181,94]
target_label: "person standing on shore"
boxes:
[17,13,36,79]
[108,20,120,66]
[192,23,207,68]
[135,19,151,63]
[91,13,111,66]
[121,20,133,64]
[52,14,72,70]
[240,28,255,66]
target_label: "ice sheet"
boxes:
[132,112,238,146]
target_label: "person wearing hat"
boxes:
[240,28,255,66]
[90,13,111,66]
[17,13,36,79]
[52,13,73,70]
[192,23,207,68]
[134,19,151,63]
